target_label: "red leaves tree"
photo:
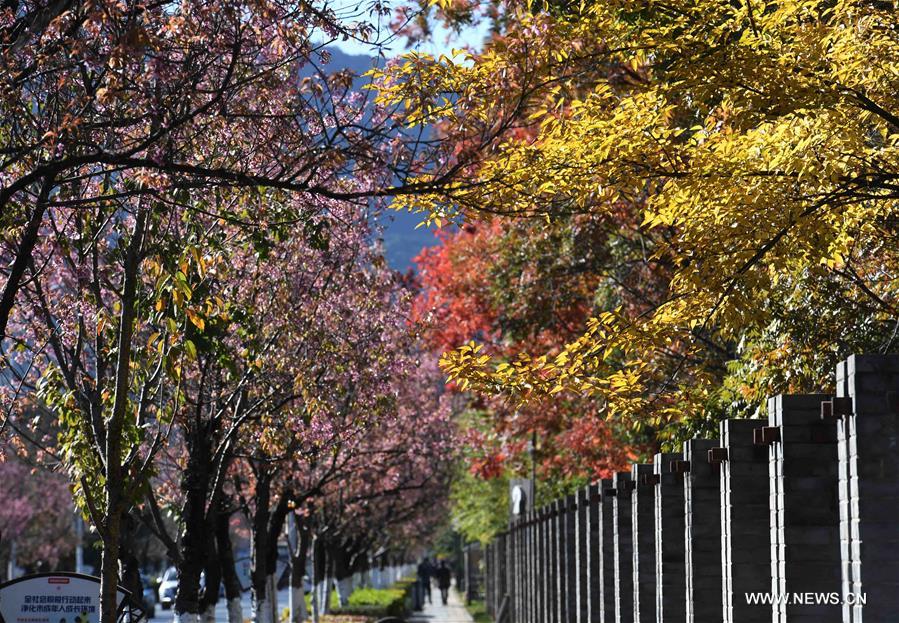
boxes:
[414,218,646,485]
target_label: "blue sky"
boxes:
[325,0,490,59]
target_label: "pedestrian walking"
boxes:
[417,557,434,604]
[435,560,452,605]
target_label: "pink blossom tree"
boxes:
[0,13,460,623]
[0,0,471,342]
[1,6,481,621]
[0,459,75,578]
[305,352,456,613]
[210,207,458,623]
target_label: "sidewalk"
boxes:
[408,585,474,623]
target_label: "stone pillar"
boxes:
[521,516,528,623]
[836,354,899,621]
[494,535,503,617]
[556,499,567,623]
[541,509,550,623]
[613,471,635,623]
[577,486,590,623]
[485,543,493,617]
[834,361,853,623]
[566,495,579,621]
[719,418,770,623]
[632,463,656,623]
[528,516,535,623]
[508,521,517,623]
[654,452,686,623]
[492,540,498,616]
[684,438,722,623]
[534,511,541,623]
[545,505,557,623]
[520,514,527,623]
[506,528,514,621]
[528,513,536,622]
[600,478,616,623]
[768,394,841,623]
[512,519,520,622]
[586,483,602,623]
[532,510,541,623]
[494,539,501,616]
[529,511,537,623]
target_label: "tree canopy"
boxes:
[379,0,899,441]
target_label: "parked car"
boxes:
[157,566,209,610]
[157,567,178,610]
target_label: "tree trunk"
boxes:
[311,537,333,622]
[199,515,222,623]
[119,514,143,615]
[99,524,122,623]
[99,489,124,623]
[174,426,213,623]
[288,519,310,623]
[251,473,271,623]
[330,544,353,608]
[100,206,147,623]
[217,506,243,623]
[260,493,289,623]
[266,573,276,623]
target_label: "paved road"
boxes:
[147,589,289,623]
[409,586,474,623]
[147,585,474,623]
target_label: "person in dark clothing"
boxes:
[435,560,452,605]
[417,557,434,604]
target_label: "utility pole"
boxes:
[75,512,85,574]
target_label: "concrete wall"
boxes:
[483,354,899,623]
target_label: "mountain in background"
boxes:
[319,48,442,271]
[377,209,440,271]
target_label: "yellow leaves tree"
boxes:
[377,0,899,437]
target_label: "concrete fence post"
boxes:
[528,511,536,623]
[654,452,686,623]
[506,530,512,613]
[600,478,616,623]
[555,499,566,623]
[506,525,513,620]
[684,438,722,623]
[577,486,590,623]
[613,471,635,623]
[586,483,601,623]
[564,495,577,621]
[632,463,656,623]
[509,516,524,623]
[520,516,527,623]
[768,393,841,623]
[720,418,770,623]
[501,532,509,617]
[534,508,549,621]
[545,505,557,623]
[835,360,853,623]
[485,543,492,617]
[836,354,899,622]
[492,537,500,617]
[531,513,538,621]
